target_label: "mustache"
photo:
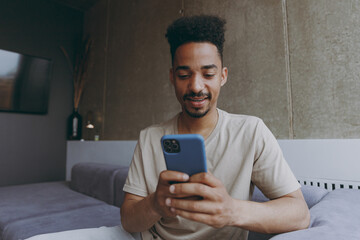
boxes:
[183,91,211,101]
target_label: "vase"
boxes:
[67,108,82,140]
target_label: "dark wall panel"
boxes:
[0,0,83,186]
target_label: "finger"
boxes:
[170,192,200,199]
[168,183,198,199]
[166,197,218,214]
[159,170,189,185]
[189,172,222,188]
[170,208,224,228]
[169,182,215,200]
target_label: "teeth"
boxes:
[190,98,205,102]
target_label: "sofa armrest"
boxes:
[70,162,125,205]
[114,167,129,207]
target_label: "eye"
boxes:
[177,74,190,79]
[204,74,215,79]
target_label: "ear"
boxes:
[221,67,228,86]
[169,68,175,85]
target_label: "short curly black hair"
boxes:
[165,15,226,64]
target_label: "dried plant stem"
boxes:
[59,46,73,73]
[60,37,92,110]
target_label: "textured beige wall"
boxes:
[287,0,360,138]
[184,0,291,138]
[82,0,181,140]
[81,0,360,140]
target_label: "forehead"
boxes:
[173,42,221,68]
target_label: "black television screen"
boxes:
[0,48,52,114]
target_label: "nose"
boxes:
[188,73,205,93]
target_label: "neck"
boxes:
[178,108,218,140]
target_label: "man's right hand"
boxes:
[151,170,190,218]
[121,170,190,233]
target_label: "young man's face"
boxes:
[170,42,227,118]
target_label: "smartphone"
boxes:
[161,134,207,176]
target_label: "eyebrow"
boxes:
[201,64,218,70]
[175,64,218,72]
[175,66,190,72]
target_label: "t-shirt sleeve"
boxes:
[251,120,300,199]
[123,139,148,197]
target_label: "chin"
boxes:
[184,108,210,118]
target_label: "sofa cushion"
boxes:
[252,185,329,209]
[114,167,130,207]
[2,204,121,240]
[310,189,360,237]
[298,185,329,209]
[0,181,104,232]
[249,185,329,240]
[270,189,360,240]
[70,162,125,205]
[251,186,269,203]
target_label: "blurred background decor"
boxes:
[61,37,92,140]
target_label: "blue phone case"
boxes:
[161,134,207,176]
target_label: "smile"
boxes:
[187,97,207,102]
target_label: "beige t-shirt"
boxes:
[123,109,300,240]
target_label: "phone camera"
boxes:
[171,143,179,150]
[163,139,180,153]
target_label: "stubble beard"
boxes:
[184,107,210,118]
[182,91,212,118]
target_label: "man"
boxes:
[121,15,310,239]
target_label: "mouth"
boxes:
[183,93,211,108]
[183,92,211,102]
[186,97,208,102]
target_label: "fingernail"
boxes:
[170,207,176,213]
[169,185,175,193]
[183,174,189,181]
[165,198,171,206]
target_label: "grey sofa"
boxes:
[0,162,132,240]
[1,162,360,240]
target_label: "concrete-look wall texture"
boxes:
[81,0,360,140]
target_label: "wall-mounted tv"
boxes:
[0,48,52,114]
